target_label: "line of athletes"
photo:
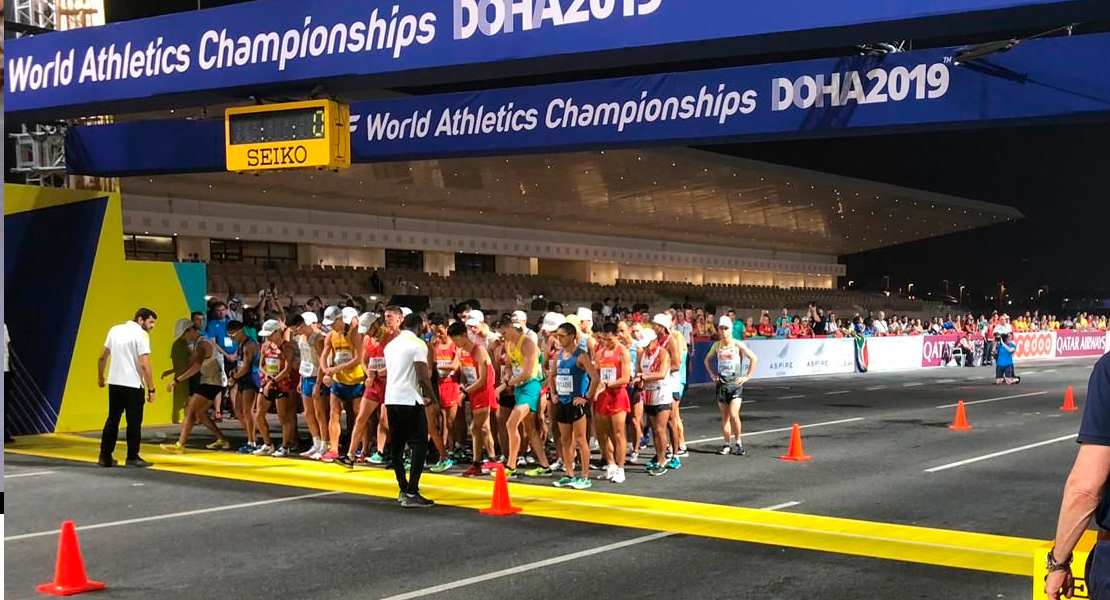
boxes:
[160,304,757,488]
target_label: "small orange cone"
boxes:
[949,401,973,431]
[1061,386,1078,412]
[780,423,811,462]
[480,463,522,516]
[36,521,106,596]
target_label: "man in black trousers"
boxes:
[98,308,158,468]
[383,311,440,508]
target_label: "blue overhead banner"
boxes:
[65,33,1110,176]
[9,0,1110,118]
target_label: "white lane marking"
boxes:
[375,501,800,600]
[924,435,1076,473]
[1024,370,1039,375]
[902,382,924,387]
[824,390,849,396]
[934,391,1047,409]
[1044,369,1057,373]
[865,386,886,391]
[4,470,56,479]
[779,395,805,400]
[686,417,865,446]
[6,490,342,541]
[683,405,701,410]
[935,379,957,384]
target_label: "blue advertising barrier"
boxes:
[9,0,1109,117]
[66,32,1110,176]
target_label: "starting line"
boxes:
[6,434,1043,577]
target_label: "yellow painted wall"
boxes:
[5,185,194,432]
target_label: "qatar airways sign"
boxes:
[1055,330,1107,358]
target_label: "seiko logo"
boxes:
[246,145,309,167]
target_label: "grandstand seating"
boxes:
[206,262,927,316]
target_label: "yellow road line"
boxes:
[7,434,1043,575]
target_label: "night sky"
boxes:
[714,120,1110,300]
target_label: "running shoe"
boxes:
[553,476,574,488]
[335,454,355,469]
[602,464,617,481]
[309,449,326,461]
[206,439,230,450]
[549,458,564,472]
[628,452,639,464]
[718,445,731,455]
[570,477,593,490]
[237,444,258,454]
[252,444,275,456]
[401,493,435,508]
[354,448,364,460]
[462,464,483,477]
[666,457,682,470]
[611,469,626,484]
[639,434,650,447]
[480,460,500,474]
[516,456,527,467]
[589,438,600,452]
[429,459,454,473]
[319,450,340,463]
[368,451,386,464]
[675,448,690,458]
[646,462,666,476]
[525,465,554,477]
[160,442,185,454]
[273,447,289,458]
[299,444,319,458]
[504,468,519,480]
[733,444,747,456]
[525,455,537,465]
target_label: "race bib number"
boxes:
[512,366,524,378]
[299,360,316,378]
[264,357,280,376]
[460,367,477,385]
[555,375,574,395]
[642,378,660,391]
[368,357,385,370]
[224,336,233,348]
[334,350,352,365]
[436,359,453,370]
[718,358,736,378]
[600,367,617,384]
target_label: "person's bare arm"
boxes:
[508,337,539,386]
[415,361,440,407]
[737,341,757,384]
[1046,444,1110,599]
[98,347,111,388]
[577,353,601,406]
[276,342,295,382]
[703,342,719,382]
[139,354,155,402]
[167,343,208,392]
[643,350,670,383]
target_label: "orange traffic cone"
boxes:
[1061,386,1078,412]
[949,401,973,431]
[780,423,812,462]
[36,521,106,596]
[480,463,523,516]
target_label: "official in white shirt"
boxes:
[98,308,158,468]
[385,313,440,508]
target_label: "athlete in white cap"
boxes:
[648,314,681,472]
[293,312,329,458]
[256,319,299,456]
[704,316,757,456]
[161,319,230,453]
[320,306,366,462]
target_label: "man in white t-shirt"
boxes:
[385,313,440,508]
[98,308,158,468]
[874,311,890,335]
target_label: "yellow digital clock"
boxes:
[225,99,350,172]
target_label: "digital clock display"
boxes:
[228,107,326,145]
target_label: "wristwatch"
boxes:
[1046,548,1072,572]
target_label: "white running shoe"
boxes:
[300,442,320,458]
[309,449,325,461]
[252,444,275,456]
[550,458,564,472]
[611,468,626,484]
[589,438,600,452]
[604,464,617,480]
[273,446,288,458]
[628,451,639,464]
